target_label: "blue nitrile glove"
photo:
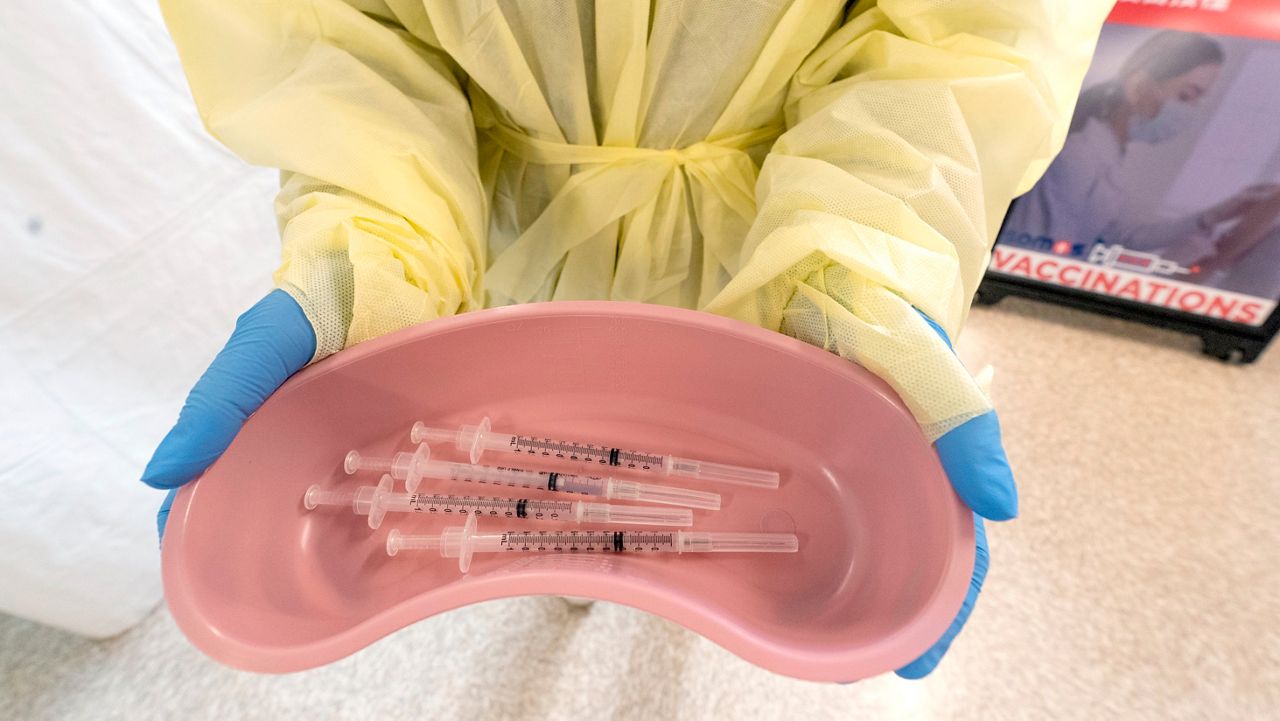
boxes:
[894,314,1016,679]
[143,290,316,541]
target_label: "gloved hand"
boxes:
[142,290,315,540]
[894,315,1015,679]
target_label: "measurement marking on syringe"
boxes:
[512,437,611,458]
[409,418,779,488]
[496,531,678,553]
[510,436,662,468]
[406,494,571,519]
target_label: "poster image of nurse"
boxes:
[993,2,1280,328]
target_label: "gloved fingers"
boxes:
[157,488,178,543]
[912,311,1017,520]
[895,515,990,679]
[140,290,316,489]
[934,411,1018,521]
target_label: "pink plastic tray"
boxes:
[162,301,974,681]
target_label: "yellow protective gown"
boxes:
[160,0,1113,440]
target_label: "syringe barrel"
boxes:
[574,502,694,527]
[554,473,608,496]
[470,534,505,553]
[439,461,545,488]
[376,490,419,513]
[480,431,516,453]
[609,479,721,510]
[666,457,780,489]
[676,531,798,553]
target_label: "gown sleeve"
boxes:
[707,0,1114,438]
[161,0,486,359]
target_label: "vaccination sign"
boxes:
[991,0,1280,329]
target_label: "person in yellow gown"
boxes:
[142,0,1116,678]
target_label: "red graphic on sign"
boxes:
[1108,0,1280,43]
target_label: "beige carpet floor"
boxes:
[2,298,1277,721]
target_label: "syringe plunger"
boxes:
[306,477,394,528]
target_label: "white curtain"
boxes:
[0,0,277,636]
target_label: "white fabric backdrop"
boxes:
[0,0,278,636]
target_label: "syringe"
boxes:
[344,443,720,510]
[304,475,693,529]
[410,416,780,489]
[386,516,799,572]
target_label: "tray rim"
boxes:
[161,301,976,681]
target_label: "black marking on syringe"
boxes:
[546,473,558,491]
[613,532,625,552]
[515,499,527,518]
[608,448,620,466]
